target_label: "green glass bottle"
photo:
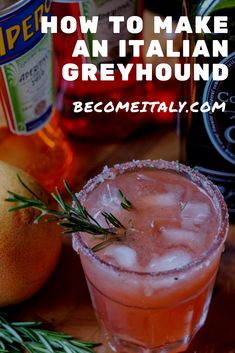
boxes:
[180,0,235,221]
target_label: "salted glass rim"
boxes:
[72,159,229,278]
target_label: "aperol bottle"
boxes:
[0,0,73,192]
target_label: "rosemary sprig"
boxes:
[91,238,116,253]
[0,314,99,353]
[191,166,199,172]
[6,175,131,252]
[119,190,133,210]
[101,211,125,229]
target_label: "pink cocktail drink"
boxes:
[73,160,228,353]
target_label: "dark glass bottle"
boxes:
[180,0,235,221]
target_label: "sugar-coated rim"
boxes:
[72,159,229,278]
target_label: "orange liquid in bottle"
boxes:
[0,110,73,192]
[0,0,73,192]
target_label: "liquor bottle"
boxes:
[145,0,182,20]
[52,0,155,141]
[180,0,235,221]
[0,0,73,192]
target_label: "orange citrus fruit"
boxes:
[0,161,62,307]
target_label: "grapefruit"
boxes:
[0,161,62,307]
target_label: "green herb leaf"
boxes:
[6,178,133,252]
[101,212,126,229]
[91,238,115,252]
[179,201,188,212]
[0,315,99,353]
[119,190,133,210]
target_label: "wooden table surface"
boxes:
[13,125,235,353]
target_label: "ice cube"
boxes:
[181,218,198,231]
[162,228,199,247]
[104,245,137,269]
[181,202,210,225]
[144,193,178,207]
[101,184,120,207]
[165,184,184,198]
[147,249,192,272]
[99,184,124,216]
[93,210,102,221]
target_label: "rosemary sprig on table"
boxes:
[0,314,99,353]
[6,175,132,251]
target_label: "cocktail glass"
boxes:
[72,160,229,353]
